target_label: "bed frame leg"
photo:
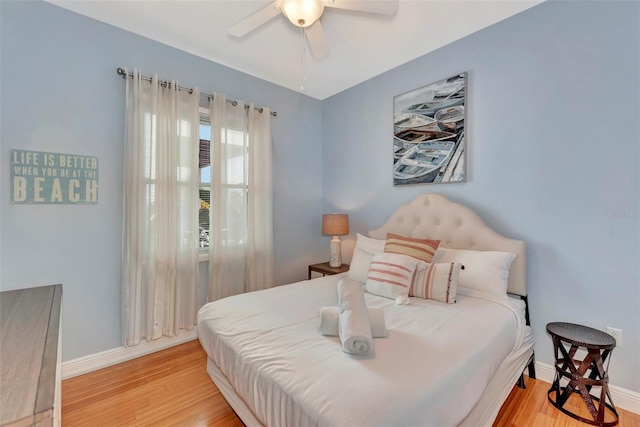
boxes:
[516,295,536,388]
[516,354,536,389]
[527,353,536,379]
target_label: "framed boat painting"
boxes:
[393,72,467,186]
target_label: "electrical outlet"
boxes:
[607,327,623,348]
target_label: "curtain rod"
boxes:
[116,68,277,117]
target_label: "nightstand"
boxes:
[308,262,349,280]
[546,322,618,426]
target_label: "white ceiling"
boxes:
[46,0,543,100]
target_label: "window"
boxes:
[139,112,200,253]
[198,108,249,250]
[199,115,211,249]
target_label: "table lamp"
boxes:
[322,213,349,267]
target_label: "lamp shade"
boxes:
[280,0,324,27]
[322,214,349,236]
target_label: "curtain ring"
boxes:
[232,100,238,107]
[258,108,264,113]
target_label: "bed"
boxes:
[197,194,535,426]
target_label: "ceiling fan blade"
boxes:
[305,21,329,59]
[228,1,282,38]
[326,0,399,16]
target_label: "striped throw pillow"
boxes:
[384,233,440,263]
[410,262,462,304]
[365,252,419,299]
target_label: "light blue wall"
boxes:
[0,0,325,361]
[322,0,640,392]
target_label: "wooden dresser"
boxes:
[0,285,62,427]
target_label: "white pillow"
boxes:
[357,233,386,254]
[347,233,386,283]
[365,252,419,299]
[432,248,516,297]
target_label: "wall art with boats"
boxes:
[393,72,467,185]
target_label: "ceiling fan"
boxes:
[228,0,399,59]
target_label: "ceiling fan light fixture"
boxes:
[279,0,325,27]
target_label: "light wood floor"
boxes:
[62,340,639,426]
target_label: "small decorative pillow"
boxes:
[348,233,386,283]
[384,233,440,263]
[410,262,462,304]
[365,252,419,299]
[432,248,516,297]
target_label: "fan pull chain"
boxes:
[300,27,306,91]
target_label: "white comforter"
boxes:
[197,273,524,427]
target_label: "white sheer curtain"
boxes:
[121,70,201,346]
[207,93,274,301]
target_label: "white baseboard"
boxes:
[61,329,198,380]
[534,361,640,415]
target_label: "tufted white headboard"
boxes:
[369,194,527,297]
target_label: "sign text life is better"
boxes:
[11,149,98,204]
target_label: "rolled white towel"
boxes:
[320,306,388,338]
[337,278,374,354]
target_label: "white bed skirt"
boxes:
[205,326,534,427]
[460,326,534,426]
[207,357,263,427]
